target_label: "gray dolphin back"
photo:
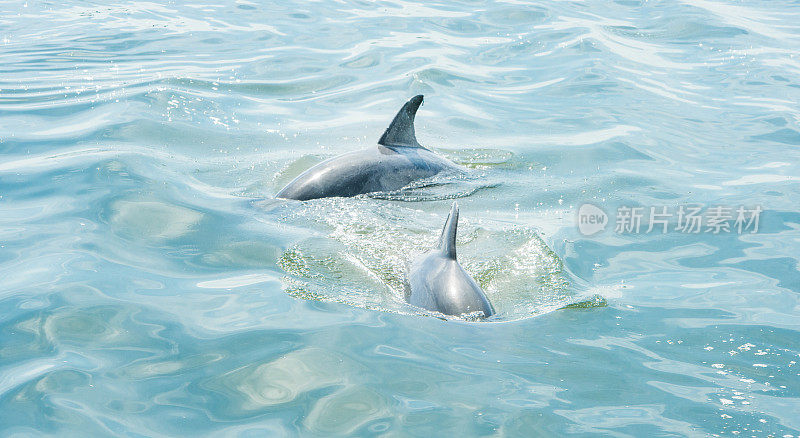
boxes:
[276,95,459,200]
[407,202,495,318]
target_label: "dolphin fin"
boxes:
[438,201,459,259]
[378,95,425,149]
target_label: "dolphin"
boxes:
[406,202,495,318]
[276,95,461,200]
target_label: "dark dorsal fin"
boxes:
[438,201,459,260]
[378,95,425,149]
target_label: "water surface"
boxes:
[2,0,800,435]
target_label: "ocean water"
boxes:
[2,0,800,435]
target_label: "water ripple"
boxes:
[2,0,800,435]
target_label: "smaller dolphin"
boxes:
[276,95,460,200]
[406,202,495,318]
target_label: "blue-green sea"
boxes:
[2,0,800,436]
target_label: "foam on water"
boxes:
[272,195,596,321]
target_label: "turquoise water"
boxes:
[2,0,800,435]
